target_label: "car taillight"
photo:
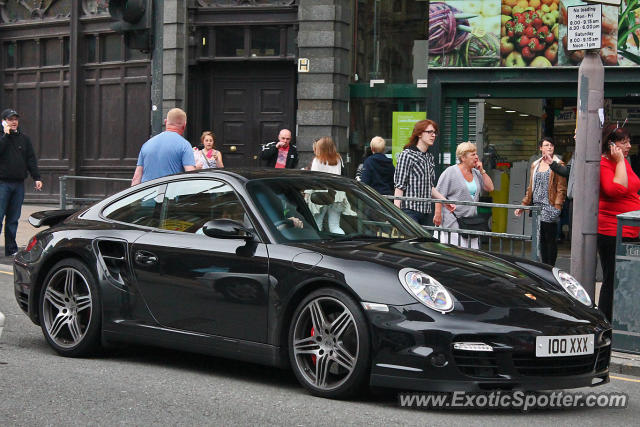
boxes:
[26,236,38,252]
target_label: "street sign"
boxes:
[567,4,602,51]
[297,58,309,72]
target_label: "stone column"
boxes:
[297,0,352,167]
[162,0,188,120]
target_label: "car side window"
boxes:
[102,185,164,227]
[160,179,250,233]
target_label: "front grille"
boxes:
[513,352,597,376]
[453,350,500,378]
[451,331,611,379]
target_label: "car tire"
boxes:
[288,287,370,399]
[38,258,102,357]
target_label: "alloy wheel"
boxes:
[292,296,359,391]
[42,267,93,349]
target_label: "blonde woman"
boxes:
[194,131,223,169]
[434,142,494,249]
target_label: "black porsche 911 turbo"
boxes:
[14,169,610,399]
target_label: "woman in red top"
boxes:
[597,123,640,321]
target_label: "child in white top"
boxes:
[194,131,223,169]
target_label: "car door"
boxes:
[130,178,270,343]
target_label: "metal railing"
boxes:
[387,195,542,261]
[59,175,130,209]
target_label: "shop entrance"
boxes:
[188,62,296,167]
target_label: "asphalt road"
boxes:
[1,264,638,426]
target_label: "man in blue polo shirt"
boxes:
[131,108,195,186]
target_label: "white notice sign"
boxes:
[567,4,602,51]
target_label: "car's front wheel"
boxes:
[38,258,101,357]
[288,288,370,399]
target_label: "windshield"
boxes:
[246,177,432,243]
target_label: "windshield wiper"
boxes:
[329,234,392,242]
[401,236,436,243]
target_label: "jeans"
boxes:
[0,180,25,255]
[402,208,434,227]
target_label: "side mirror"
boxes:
[202,219,254,240]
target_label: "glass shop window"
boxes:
[85,35,97,63]
[4,42,15,68]
[19,40,39,68]
[251,26,280,57]
[354,0,428,84]
[216,27,245,57]
[102,34,122,62]
[43,38,62,66]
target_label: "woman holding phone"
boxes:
[515,137,567,266]
[597,123,640,321]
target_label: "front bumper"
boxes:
[367,303,611,392]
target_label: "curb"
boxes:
[610,352,640,378]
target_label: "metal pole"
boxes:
[571,51,604,299]
[150,0,164,136]
[531,209,539,262]
[59,177,67,209]
[69,0,80,202]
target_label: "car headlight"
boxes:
[552,268,592,307]
[398,268,454,313]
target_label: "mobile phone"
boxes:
[1,120,6,128]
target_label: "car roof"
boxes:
[168,168,346,183]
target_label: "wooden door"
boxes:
[191,62,295,168]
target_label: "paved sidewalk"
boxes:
[0,203,638,376]
[0,203,57,264]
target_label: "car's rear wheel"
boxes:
[288,288,370,399]
[38,259,101,357]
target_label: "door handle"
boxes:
[134,250,158,265]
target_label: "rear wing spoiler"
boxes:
[28,209,79,228]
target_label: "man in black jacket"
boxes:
[259,129,299,168]
[0,109,42,256]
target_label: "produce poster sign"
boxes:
[427,0,640,67]
[392,112,426,166]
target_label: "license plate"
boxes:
[535,334,594,357]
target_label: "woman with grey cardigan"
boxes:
[434,142,494,249]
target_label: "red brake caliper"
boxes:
[311,327,316,364]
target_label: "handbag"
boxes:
[451,211,490,235]
[310,189,336,205]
